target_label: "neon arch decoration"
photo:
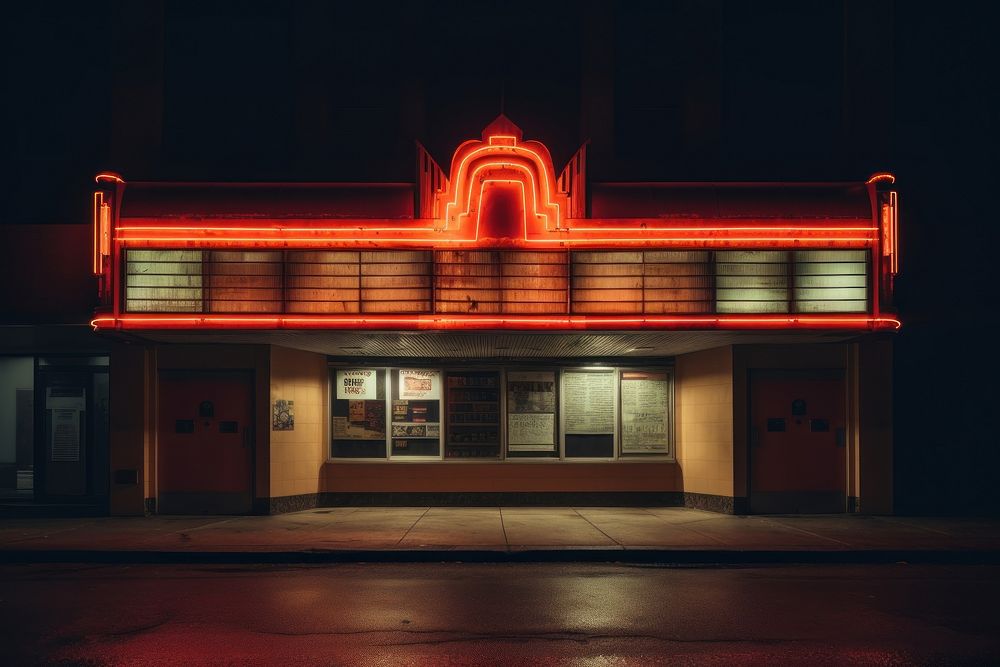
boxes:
[435,115,569,237]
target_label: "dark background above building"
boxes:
[3,0,899,214]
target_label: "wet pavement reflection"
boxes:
[1,562,998,665]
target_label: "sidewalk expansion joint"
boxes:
[572,508,624,548]
[498,507,510,549]
[395,507,432,546]
[763,518,851,547]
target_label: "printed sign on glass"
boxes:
[336,369,378,400]
[398,369,441,400]
[563,371,615,434]
[620,371,670,454]
[507,371,557,452]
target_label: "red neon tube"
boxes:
[92,314,901,332]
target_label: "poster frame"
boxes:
[505,367,559,457]
[559,367,619,460]
[618,368,675,459]
[388,367,444,461]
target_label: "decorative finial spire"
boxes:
[481,114,523,142]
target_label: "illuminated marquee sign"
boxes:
[90,116,900,332]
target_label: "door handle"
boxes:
[835,427,846,448]
[243,424,254,449]
[751,428,760,448]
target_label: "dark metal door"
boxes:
[750,370,847,513]
[157,370,253,514]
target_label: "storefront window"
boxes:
[506,370,558,458]
[619,370,673,456]
[0,357,34,498]
[390,369,442,458]
[328,364,674,462]
[562,369,616,458]
[445,371,501,459]
[330,368,386,458]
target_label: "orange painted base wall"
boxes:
[320,462,680,494]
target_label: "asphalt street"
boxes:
[1,563,998,665]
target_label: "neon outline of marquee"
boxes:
[92,119,897,331]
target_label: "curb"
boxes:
[3,549,1000,565]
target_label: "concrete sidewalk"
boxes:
[2,507,999,564]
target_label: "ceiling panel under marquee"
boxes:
[131,330,862,360]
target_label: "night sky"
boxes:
[2,1,996,513]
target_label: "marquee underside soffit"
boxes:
[119,330,864,359]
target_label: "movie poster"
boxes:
[620,371,670,454]
[335,369,378,400]
[272,399,294,431]
[332,399,386,440]
[398,369,441,400]
[563,371,615,434]
[507,371,557,451]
